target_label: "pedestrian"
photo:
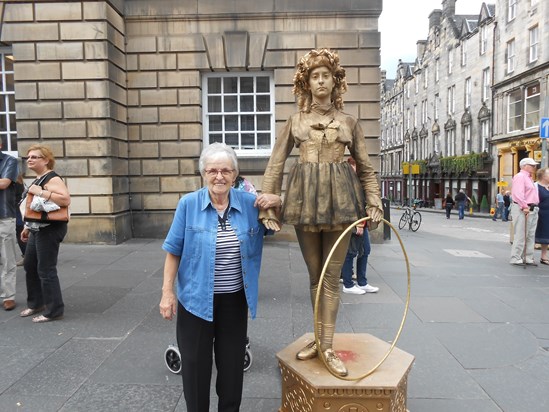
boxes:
[444,192,455,219]
[159,143,276,412]
[535,167,549,265]
[0,142,19,311]
[493,190,504,221]
[454,189,471,220]
[15,172,26,265]
[255,49,384,377]
[510,157,539,266]
[503,190,511,222]
[341,157,379,295]
[19,145,71,322]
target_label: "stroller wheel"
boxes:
[165,344,182,374]
[243,337,252,372]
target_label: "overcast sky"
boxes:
[379,0,487,78]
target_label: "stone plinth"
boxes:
[277,333,414,412]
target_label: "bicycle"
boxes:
[398,206,422,231]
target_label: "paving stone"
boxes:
[59,383,181,411]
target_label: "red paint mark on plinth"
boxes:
[336,350,357,362]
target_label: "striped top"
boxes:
[214,217,243,294]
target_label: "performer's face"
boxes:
[309,66,334,100]
[204,157,236,199]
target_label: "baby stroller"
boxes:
[164,337,253,374]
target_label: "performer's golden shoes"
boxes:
[324,349,348,377]
[296,341,318,360]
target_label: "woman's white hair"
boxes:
[198,142,239,175]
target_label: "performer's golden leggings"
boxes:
[295,228,351,352]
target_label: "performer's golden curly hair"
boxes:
[292,49,347,113]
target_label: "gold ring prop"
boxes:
[313,216,411,381]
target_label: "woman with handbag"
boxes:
[19,145,70,323]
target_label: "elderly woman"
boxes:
[19,145,71,323]
[159,143,276,412]
[256,49,383,376]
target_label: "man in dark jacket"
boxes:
[0,142,19,311]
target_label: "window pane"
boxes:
[225,115,238,131]
[225,133,239,146]
[5,73,14,91]
[0,116,6,131]
[257,133,271,149]
[257,77,269,92]
[241,77,254,93]
[240,95,254,112]
[223,77,238,93]
[208,96,222,112]
[256,95,270,111]
[9,114,16,130]
[209,115,222,131]
[241,133,255,149]
[241,115,254,131]
[0,96,6,112]
[257,115,270,130]
[208,77,221,94]
[210,134,223,144]
[224,96,237,112]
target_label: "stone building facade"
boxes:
[381,0,548,210]
[0,0,383,243]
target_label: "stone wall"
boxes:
[1,0,383,243]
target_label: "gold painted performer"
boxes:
[255,49,383,376]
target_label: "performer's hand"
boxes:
[366,207,383,230]
[356,226,364,236]
[262,218,281,232]
[255,193,282,210]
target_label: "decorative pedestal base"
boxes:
[277,333,414,412]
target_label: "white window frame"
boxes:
[448,49,453,75]
[202,72,275,157]
[434,93,439,120]
[461,41,467,66]
[482,68,491,102]
[529,25,539,63]
[422,100,428,125]
[465,78,472,109]
[508,0,517,22]
[463,124,471,154]
[506,39,515,74]
[423,66,428,89]
[480,25,487,55]
[481,119,490,152]
[446,128,455,157]
[524,82,540,129]
[413,105,418,128]
[507,89,522,133]
[415,74,419,94]
[434,133,440,154]
[0,50,17,157]
[447,85,455,115]
[435,59,440,82]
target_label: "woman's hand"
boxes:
[27,184,42,196]
[159,289,177,320]
[21,227,30,243]
[255,193,282,210]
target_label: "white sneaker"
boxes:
[342,284,366,295]
[358,284,379,293]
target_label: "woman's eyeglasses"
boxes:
[26,155,44,160]
[205,169,234,177]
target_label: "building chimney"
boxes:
[442,0,456,20]
[417,40,427,59]
[429,9,442,29]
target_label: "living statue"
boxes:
[255,49,383,376]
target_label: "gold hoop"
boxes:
[313,217,411,380]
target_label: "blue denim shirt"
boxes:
[162,187,266,321]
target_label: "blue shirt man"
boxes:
[0,148,19,311]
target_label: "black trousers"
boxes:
[24,223,67,318]
[176,289,248,412]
